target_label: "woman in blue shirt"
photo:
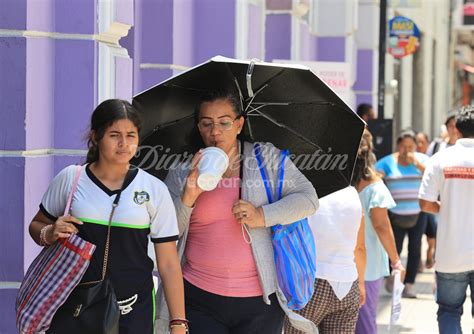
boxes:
[353,130,405,334]
[375,130,428,298]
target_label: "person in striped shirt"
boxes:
[375,129,429,298]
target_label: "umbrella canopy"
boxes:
[132,56,365,198]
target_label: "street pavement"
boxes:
[376,241,473,333]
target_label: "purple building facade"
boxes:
[0,1,378,331]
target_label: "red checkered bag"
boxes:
[16,166,96,333]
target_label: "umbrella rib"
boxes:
[246,101,343,116]
[234,78,245,113]
[245,105,321,149]
[224,62,246,113]
[251,101,336,107]
[245,114,255,140]
[245,68,287,102]
[245,104,352,186]
[244,84,268,113]
[246,102,267,115]
[246,101,335,115]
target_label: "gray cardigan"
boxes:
[155,141,320,334]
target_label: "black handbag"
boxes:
[47,170,133,334]
[47,278,119,334]
[388,211,418,229]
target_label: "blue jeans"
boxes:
[436,270,474,334]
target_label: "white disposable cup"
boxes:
[197,147,229,191]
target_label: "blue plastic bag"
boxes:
[254,144,317,310]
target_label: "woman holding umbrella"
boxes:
[158,90,319,334]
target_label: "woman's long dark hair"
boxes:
[351,129,376,187]
[86,99,141,163]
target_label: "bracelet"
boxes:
[39,225,53,246]
[391,259,402,270]
[170,318,188,323]
[170,323,188,332]
[169,318,189,332]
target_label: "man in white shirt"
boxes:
[419,106,474,334]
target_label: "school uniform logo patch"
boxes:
[133,191,150,205]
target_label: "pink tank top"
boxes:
[183,177,263,297]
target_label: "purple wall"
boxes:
[0,158,25,281]
[192,0,236,64]
[26,39,55,149]
[139,0,173,64]
[135,0,236,94]
[117,0,135,57]
[265,14,291,61]
[354,49,373,91]
[0,38,26,151]
[299,22,318,61]
[53,40,95,150]
[173,0,194,67]
[26,0,54,31]
[356,94,374,107]
[0,0,26,29]
[1,5,31,334]
[0,289,19,334]
[54,156,85,175]
[316,37,345,62]
[116,0,134,25]
[137,69,174,94]
[54,0,96,34]
[133,0,174,94]
[116,57,134,101]
[23,158,55,269]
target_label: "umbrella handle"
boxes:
[246,60,256,98]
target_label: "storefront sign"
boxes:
[388,16,420,59]
[273,60,354,107]
[463,0,474,25]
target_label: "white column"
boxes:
[433,0,451,136]
[400,54,413,130]
[98,0,116,103]
[235,0,249,60]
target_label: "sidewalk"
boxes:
[376,260,472,333]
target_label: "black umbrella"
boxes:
[132,56,365,198]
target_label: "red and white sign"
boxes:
[273,60,354,107]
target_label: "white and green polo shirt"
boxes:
[40,164,179,299]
